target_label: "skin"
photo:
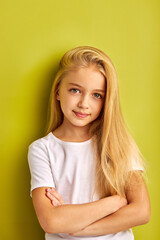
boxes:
[32,188,127,233]
[32,65,151,235]
[46,172,151,236]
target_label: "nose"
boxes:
[77,94,89,109]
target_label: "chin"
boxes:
[71,120,90,128]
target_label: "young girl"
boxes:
[28,46,151,240]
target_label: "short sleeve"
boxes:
[28,141,55,197]
[131,157,144,171]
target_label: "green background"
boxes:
[0,0,159,239]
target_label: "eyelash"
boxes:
[69,88,80,93]
[93,93,103,99]
[69,88,103,99]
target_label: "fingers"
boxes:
[48,188,64,204]
[45,188,64,206]
[49,188,64,202]
[51,198,61,207]
[119,196,128,208]
[46,189,61,206]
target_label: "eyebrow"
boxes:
[68,83,105,93]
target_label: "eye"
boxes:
[93,93,103,99]
[69,88,80,93]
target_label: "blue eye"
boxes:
[69,88,80,93]
[93,93,102,99]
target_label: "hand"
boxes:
[118,195,128,208]
[111,195,128,212]
[45,187,65,207]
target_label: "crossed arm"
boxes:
[32,171,150,236]
[69,172,151,236]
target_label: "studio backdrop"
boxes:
[0,0,159,239]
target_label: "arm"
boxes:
[32,187,126,234]
[71,171,151,236]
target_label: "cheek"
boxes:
[92,100,104,113]
[60,94,75,109]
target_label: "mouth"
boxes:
[73,111,90,119]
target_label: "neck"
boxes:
[53,118,91,142]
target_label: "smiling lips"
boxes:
[73,111,90,118]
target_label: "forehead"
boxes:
[61,66,106,90]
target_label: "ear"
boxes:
[56,90,60,101]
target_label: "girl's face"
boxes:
[57,65,106,129]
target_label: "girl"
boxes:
[28,46,151,240]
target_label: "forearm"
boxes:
[45,195,122,234]
[71,202,150,236]
[70,172,151,237]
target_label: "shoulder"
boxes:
[131,156,144,172]
[28,132,59,164]
[28,132,55,152]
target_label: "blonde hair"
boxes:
[46,46,145,198]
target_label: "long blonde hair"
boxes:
[46,46,144,198]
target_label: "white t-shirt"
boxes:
[28,132,142,240]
